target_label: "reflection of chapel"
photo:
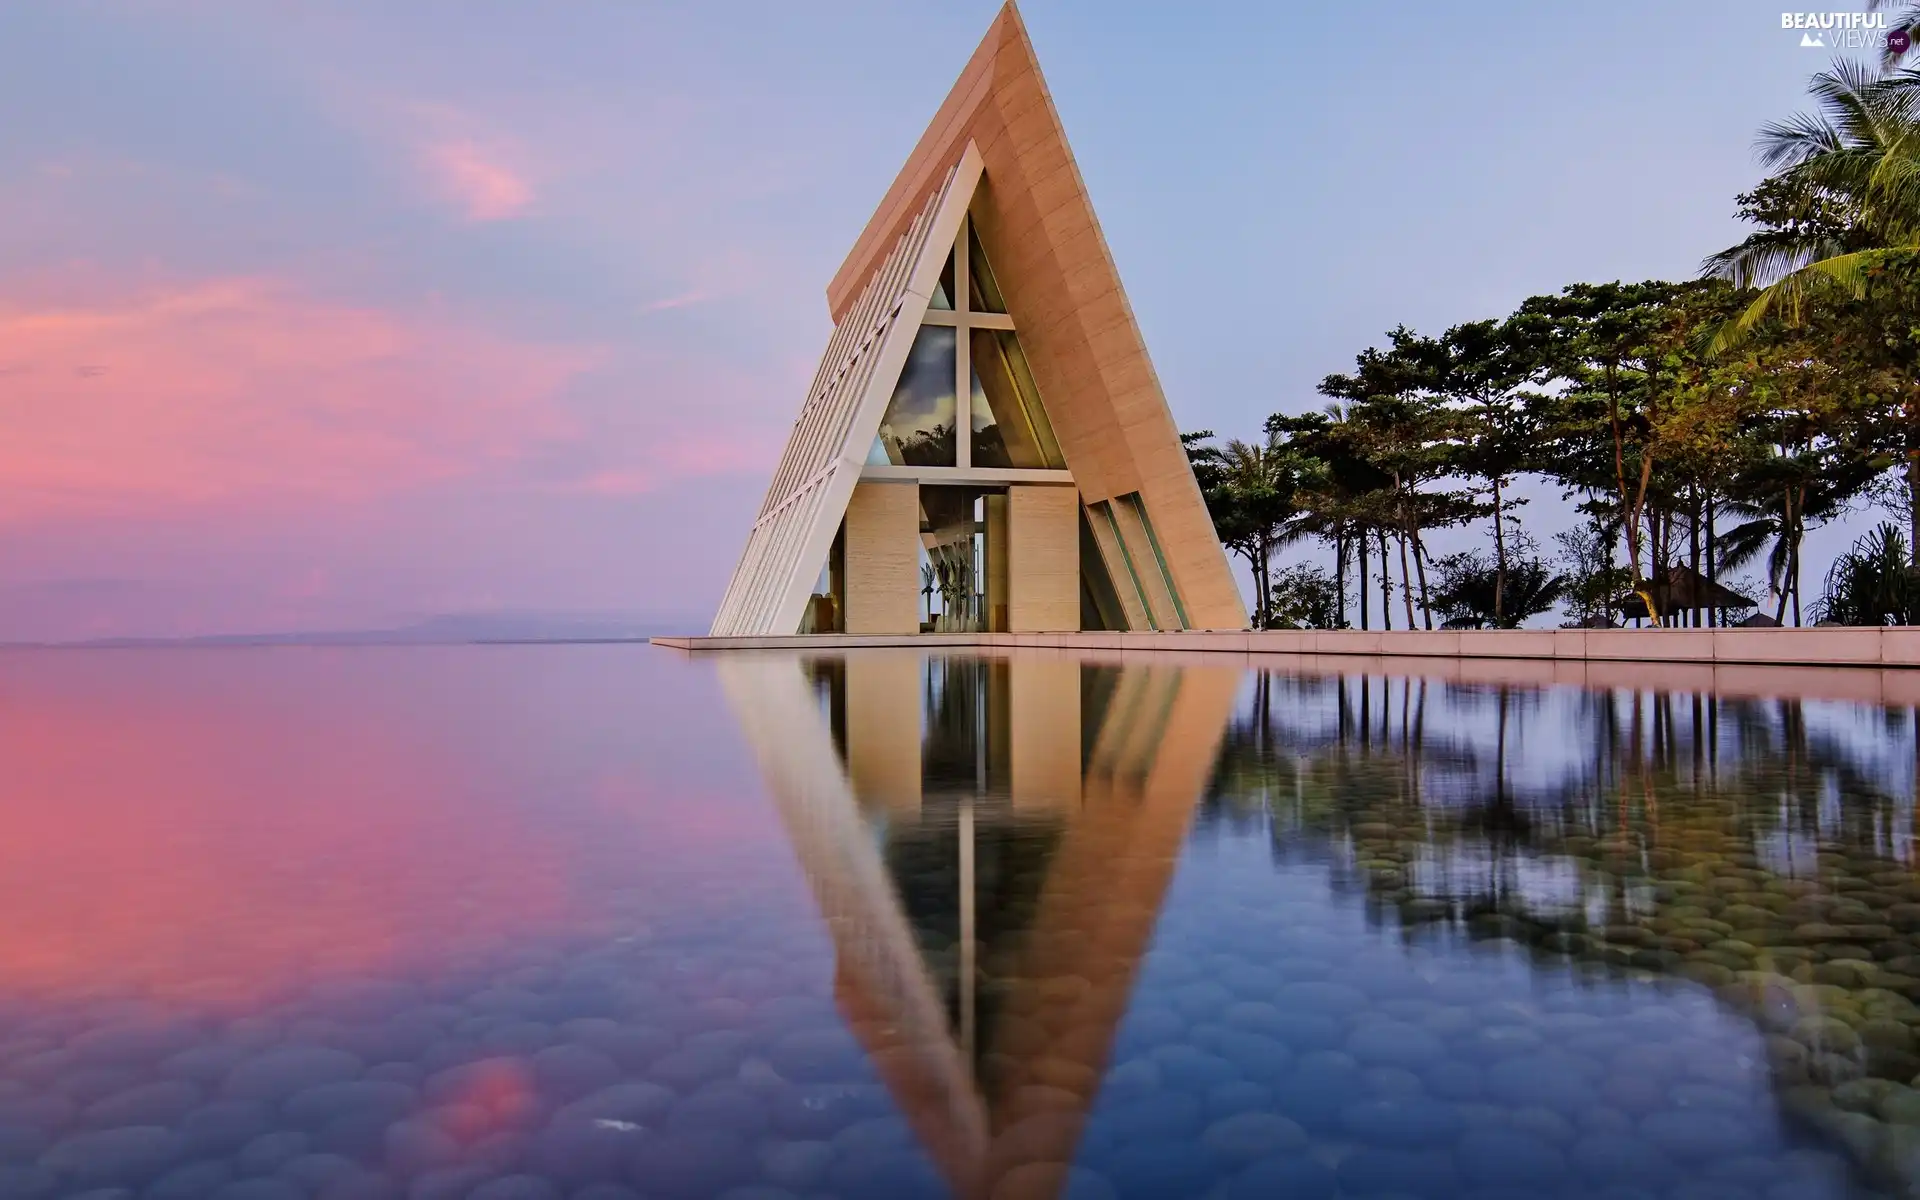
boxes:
[709,2,1243,639]
[717,651,1237,1199]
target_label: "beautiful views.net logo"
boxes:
[1782,10,1911,51]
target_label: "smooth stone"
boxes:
[1455,1127,1567,1186]
[1270,1059,1363,1132]
[1789,1017,1860,1055]
[67,1024,201,1067]
[766,1084,888,1139]
[1346,1021,1446,1068]
[1455,1024,1548,1060]
[1274,981,1368,1014]
[41,1126,184,1188]
[758,1140,833,1191]
[1832,1077,1899,1114]
[1508,1105,1575,1146]
[1103,1141,1212,1200]
[316,1175,403,1198]
[1199,1112,1305,1166]
[1147,1045,1236,1091]
[208,1182,301,1200]
[309,1109,391,1160]
[821,1148,945,1200]
[567,1188,640,1200]
[1093,1092,1201,1142]
[1101,1060,1159,1102]
[143,1160,234,1199]
[1203,1081,1273,1121]
[466,1177,561,1200]
[421,1058,528,1106]
[404,1165,493,1200]
[1340,1097,1462,1147]
[59,1067,141,1106]
[383,1118,459,1174]
[1223,1153,1335,1200]
[1882,1083,1920,1125]
[1333,1147,1455,1195]
[531,1045,621,1102]
[576,1027,674,1072]
[0,1126,46,1165]
[483,1021,552,1059]
[665,1082,767,1137]
[1113,1009,1185,1056]
[1667,1184,1759,1200]
[524,1117,645,1185]
[627,1131,754,1200]
[988,1163,1116,1200]
[0,1165,55,1199]
[222,1048,363,1102]
[279,1153,362,1191]
[284,1081,415,1129]
[553,1083,674,1128]
[1706,1156,1786,1187]
[1424,1061,1484,1100]
[1200,1030,1292,1082]
[1638,1109,1760,1160]
[1171,982,1235,1020]
[82,1082,201,1130]
[1485,1055,1599,1112]
[365,1063,423,1087]
[232,1131,309,1175]
[1219,963,1284,998]
[1670,1083,1752,1113]
[764,1030,863,1085]
[1568,1131,1674,1183]
[1361,1066,1423,1098]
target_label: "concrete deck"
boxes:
[652,626,1920,667]
[649,628,1920,706]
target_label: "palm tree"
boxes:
[1186,434,1311,628]
[1717,469,1850,626]
[1703,61,1920,333]
[1703,60,1920,545]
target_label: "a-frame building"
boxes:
[710,3,1244,638]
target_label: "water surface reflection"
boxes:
[0,647,1913,1199]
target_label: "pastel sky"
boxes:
[0,2,1876,639]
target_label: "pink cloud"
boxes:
[640,289,710,315]
[0,275,601,524]
[424,139,533,222]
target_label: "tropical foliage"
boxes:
[1810,523,1920,624]
[1188,57,1920,630]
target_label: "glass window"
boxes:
[873,326,957,467]
[969,328,1063,469]
[927,249,955,311]
[967,223,1006,313]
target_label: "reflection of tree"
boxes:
[1210,667,1920,957]
[1209,665,1920,1183]
[883,421,959,468]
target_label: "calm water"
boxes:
[4,647,1920,1199]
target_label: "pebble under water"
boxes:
[4,646,1920,1199]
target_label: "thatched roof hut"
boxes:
[1619,566,1756,619]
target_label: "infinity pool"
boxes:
[0,646,1915,1199]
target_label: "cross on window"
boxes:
[920,215,1016,471]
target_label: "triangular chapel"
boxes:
[710,2,1243,637]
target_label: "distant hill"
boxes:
[14,612,704,648]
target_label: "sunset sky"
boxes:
[0,2,1868,640]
